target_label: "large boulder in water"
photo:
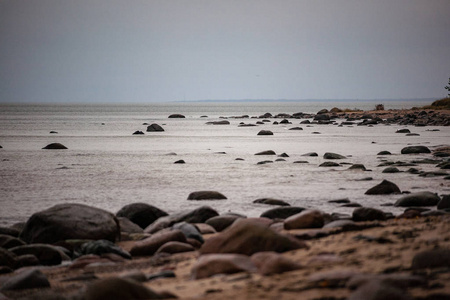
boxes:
[168,114,185,118]
[401,146,431,154]
[20,203,120,244]
[200,219,308,256]
[42,143,67,150]
[394,192,440,207]
[116,203,168,229]
[144,206,219,234]
[187,191,227,200]
[365,180,401,195]
[146,124,164,132]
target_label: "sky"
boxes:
[0,0,449,103]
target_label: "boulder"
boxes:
[206,215,241,232]
[20,203,120,244]
[146,124,164,132]
[394,191,440,207]
[74,240,131,259]
[255,150,276,155]
[187,191,227,200]
[323,152,346,159]
[377,151,392,155]
[0,269,50,292]
[172,222,204,243]
[42,143,67,150]
[396,129,411,133]
[130,230,187,256]
[155,241,195,255]
[257,130,274,135]
[206,120,230,125]
[132,131,145,135]
[382,167,400,173]
[437,195,450,210]
[319,162,340,167]
[411,248,450,269]
[9,244,69,266]
[253,198,290,206]
[251,251,302,275]
[302,152,318,157]
[191,254,257,279]
[200,219,308,256]
[116,203,168,229]
[284,210,325,229]
[347,164,367,171]
[401,146,431,154]
[289,127,303,130]
[84,277,165,300]
[0,248,18,270]
[352,207,386,222]
[144,206,219,234]
[0,235,26,249]
[117,217,144,234]
[260,207,305,219]
[168,114,185,118]
[0,227,20,238]
[365,180,401,195]
[174,160,185,164]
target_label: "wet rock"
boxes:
[116,203,168,229]
[0,248,18,270]
[348,164,366,171]
[251,251,302,275]
[206,215,241,232]
[84,277,164,300]
[253,198,290,206]
[130,230,187,256]
[0,227,20,238]
[314,114,330,121]
[319,161,341,167]
[396,129,411,133]
[255,150,276,155]
[146,124,164,132]
[293,160,308,163]
[365,180,401,195]
[194,223,217,234]
[174,160,185,164]
[302,152,318,156]
[323,220,359,231]
[118,217,144,234]
[155,241,195,255]
[9,244,68,266]
[284,210,325,229]
[382,167,400,173]
[172,222,204,243]
[323,152,346,159]
[20,203,120,244]
[144,206,219,234]
[191,254,257,280]
[257,130,273,135]
[289,127,303,130]
[200,219,308,256]
[168,114,185,118]
[74,240,131,259]
[206,120,230,125]
[278,152,289,157]
[260,206,305,219]
[401,146,431,154]
[147,270,176,281]
[187,191,227,200]
[0,269,50,292]
[348,281,412,300]
[406,133,420,136]
[394,191,440,207]
[132,130,145,135]
[328,198,350,204]
[42,143,67,150]
[257,160,273,165]
[352,207,386,221]
[437,195,450,210]
[0,235,25,249]
[341,202,362,207]
[377,151,392,155]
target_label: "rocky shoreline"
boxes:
[1,107,450,300]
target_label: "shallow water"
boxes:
[0,102,449,226]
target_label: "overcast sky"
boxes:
[0,0,449,103]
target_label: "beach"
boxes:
[0,102,449,299]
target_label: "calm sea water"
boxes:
[0,100,448,226]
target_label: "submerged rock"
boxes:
[146,124,164,132]
[401,146,431,154]
[323,152,346,159]
[168,114,185,118]
[394,191,440,207]
[255,150,276,155]
[253,198,290,206]
[257,130,273,135]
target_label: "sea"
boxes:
[0,99,449,226]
